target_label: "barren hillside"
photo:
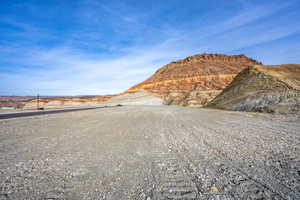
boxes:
[125,54,262,107]
[207,64,300,114]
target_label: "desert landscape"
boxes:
[1,1,300,199]
[0,53,299,200]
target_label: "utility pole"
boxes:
[37,93,40,110]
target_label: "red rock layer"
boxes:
[125,54,262,107]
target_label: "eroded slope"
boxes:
[207,64,300,114]
[125,54,261,107]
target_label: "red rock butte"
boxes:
[125,53,262,107]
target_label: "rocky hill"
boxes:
[207,64,300,114]
[125,54,262,107]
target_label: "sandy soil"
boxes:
[0,106,299,200]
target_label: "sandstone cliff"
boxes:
[207,64,300,114]
[125,54,262,107]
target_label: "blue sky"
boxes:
[0,0,300,96]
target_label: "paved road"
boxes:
[0,106,299,199]
[0,106,114,120]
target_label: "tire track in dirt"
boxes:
[179,115,300,196]
[169,112,299,199]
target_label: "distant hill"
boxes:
[207,64,300,114]
[23,96,113,109]
[124,53,262,107]
[0,96,113,109]
[0,96,34,108]
[0,96,35,102]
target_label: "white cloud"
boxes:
[1,0,299,95]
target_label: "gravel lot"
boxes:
[0,106,299,200]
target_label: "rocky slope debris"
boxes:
[1,106,299,199]
[207,64,300,114]
[125,54,262,107]
[104,91,165,106]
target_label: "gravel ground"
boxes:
[0,106,299,200]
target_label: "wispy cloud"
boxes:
[0,0,299,95]
[0,42,184,95]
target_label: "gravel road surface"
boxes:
[0,106,299,200]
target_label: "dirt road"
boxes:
[0,106,299,199]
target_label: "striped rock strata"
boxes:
[125,54,262,107]
[207,64,300,114]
